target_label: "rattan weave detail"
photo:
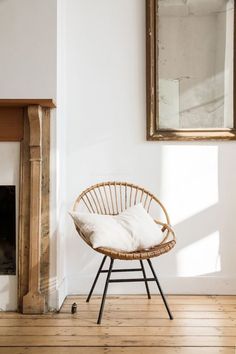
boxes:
[73,181,176,260]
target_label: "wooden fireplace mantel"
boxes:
[0,99,56,142]
[0,99,56,108]
[0,99,56,313]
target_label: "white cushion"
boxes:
[70,203,164,252]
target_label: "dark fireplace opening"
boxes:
[0,186,16,275]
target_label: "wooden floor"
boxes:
[0,295,236,353]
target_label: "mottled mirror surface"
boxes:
[157,0,234,130]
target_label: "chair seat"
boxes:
[96,239,176,260]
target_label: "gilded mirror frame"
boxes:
[146,0,236,141]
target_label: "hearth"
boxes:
[0,186,16,275]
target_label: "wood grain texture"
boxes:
[0,296,236,352]
[1,335,236,347]
[60,303,236,312]
[0,107,24,141]
[0,349,234,354]
[1,325,236,336]
[66,295,236,304]
[0,318,235,327]
[40,108,50,305]
[23,106,45,314]
[1,103,53,312]
[0,99,56,108]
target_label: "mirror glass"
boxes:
[157,0,234,130]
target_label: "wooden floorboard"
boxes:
[0,335,236,346]
[0,318,235,327]
[0,295,236,352]
[0,348,234,354]
[61,304,236,311]
[1,325,236,336]
[1,311,236,319]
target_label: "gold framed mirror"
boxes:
[146,0,236,141]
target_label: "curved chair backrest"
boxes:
[73,181,170,225]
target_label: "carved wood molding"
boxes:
[0,101,54,314]
[22,106,45,313]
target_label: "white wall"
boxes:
[0,0,56,98]
[55,0,68,307]
[0,0,60,308]
[63,0,236,295]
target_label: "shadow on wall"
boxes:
[66,143,236,295]
[157,143,236,294]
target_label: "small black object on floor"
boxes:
[71,302,77,314]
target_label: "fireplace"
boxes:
[0,186,16,275]
[0,99,55,313]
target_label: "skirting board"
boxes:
[67,275,236,295]
[47,277,67,311]
[57,277,68,310]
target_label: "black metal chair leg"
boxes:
[86,256,107,303]
[147,259,173,320]
[140,260,151,299]
[97,258,114,324]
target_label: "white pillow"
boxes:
[70,203,164,252]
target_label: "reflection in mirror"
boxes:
[158,0,234,130]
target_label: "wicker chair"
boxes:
[72,181,176,324]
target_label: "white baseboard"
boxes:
[67,275,236,295]
[57,277,68,310]
[48,277,68,311]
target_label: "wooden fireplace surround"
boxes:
[0,99,56,313]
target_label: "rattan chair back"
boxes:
[73,181,169,220]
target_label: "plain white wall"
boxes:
[55,0,68,307]
[0,0,56,98]
[63,0,236,295]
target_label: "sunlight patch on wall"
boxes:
[176,231,221,276]
[160,145,219,225]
